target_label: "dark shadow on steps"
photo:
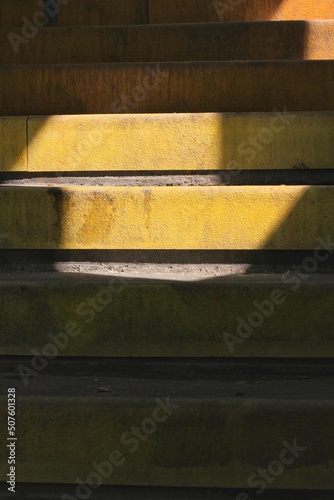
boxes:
[0,483,333,499]
[153,0,292,23]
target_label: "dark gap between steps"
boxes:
[2,357,334,381]
[1,250,334,271]
[2,170,334,186]
[0,484,332,499]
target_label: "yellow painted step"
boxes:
[149,0,334,23]
[0,116,26,171]
[0,61,334,116]
[0,185,334,250]
[22,112,334,172]
[1,0,147,28]
[2,275,334,358]
[0,374,333,488]
[4,21,334,63]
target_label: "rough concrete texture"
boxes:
[1,272,334,358]
[3,21,334,65]
[23,112,334,173]
[0,375,333,488]
[149,0,334,23]
[1,484,332,499]
[1,185,334,249]
[1,0,147,27]
[1,61,334,115]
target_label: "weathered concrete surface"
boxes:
[1,484,329,499]
[4,171,334,186]
[0,117,26,171]
[58,0,148,26]
[0,375,333,488]
[2,21,334,64]
[0,0,41,27]
[1,0,147,27]
[0,185,334,249]
[20,112,334,172]
[2,0,334,27]
[1,274,334,358]
[0,61,334,115]
[3,111,334,173]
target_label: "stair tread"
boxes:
[2,373,334,399]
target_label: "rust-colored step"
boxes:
[1,0,147,28]
[0,61,334,115]
[4,21,334,63]
[149,0,334,23]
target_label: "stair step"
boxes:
[2,112,332,172]
[3,0,334,28]
[4,21,334,64]
[0,61,333,116]
[1,0,41,28]
[2,0,333,495]
[149,0,334,23]
[2,273,334,358]
[0,185,334,250]
[0,116,26,171]
[1,0,147,28]
[58,0,148,26]
[0,373,333,488]
[0,485,331,500]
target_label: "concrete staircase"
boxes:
[1,1,334,498]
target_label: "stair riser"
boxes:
[1,0,147,28]
[150,0,334,23]
[3,0,333,28]
[3,22,334,64]
[0,377,333,488]
[1,186,334,250]
[2,278,334,358]
[5,112,331,172]
[0,61,333,115]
